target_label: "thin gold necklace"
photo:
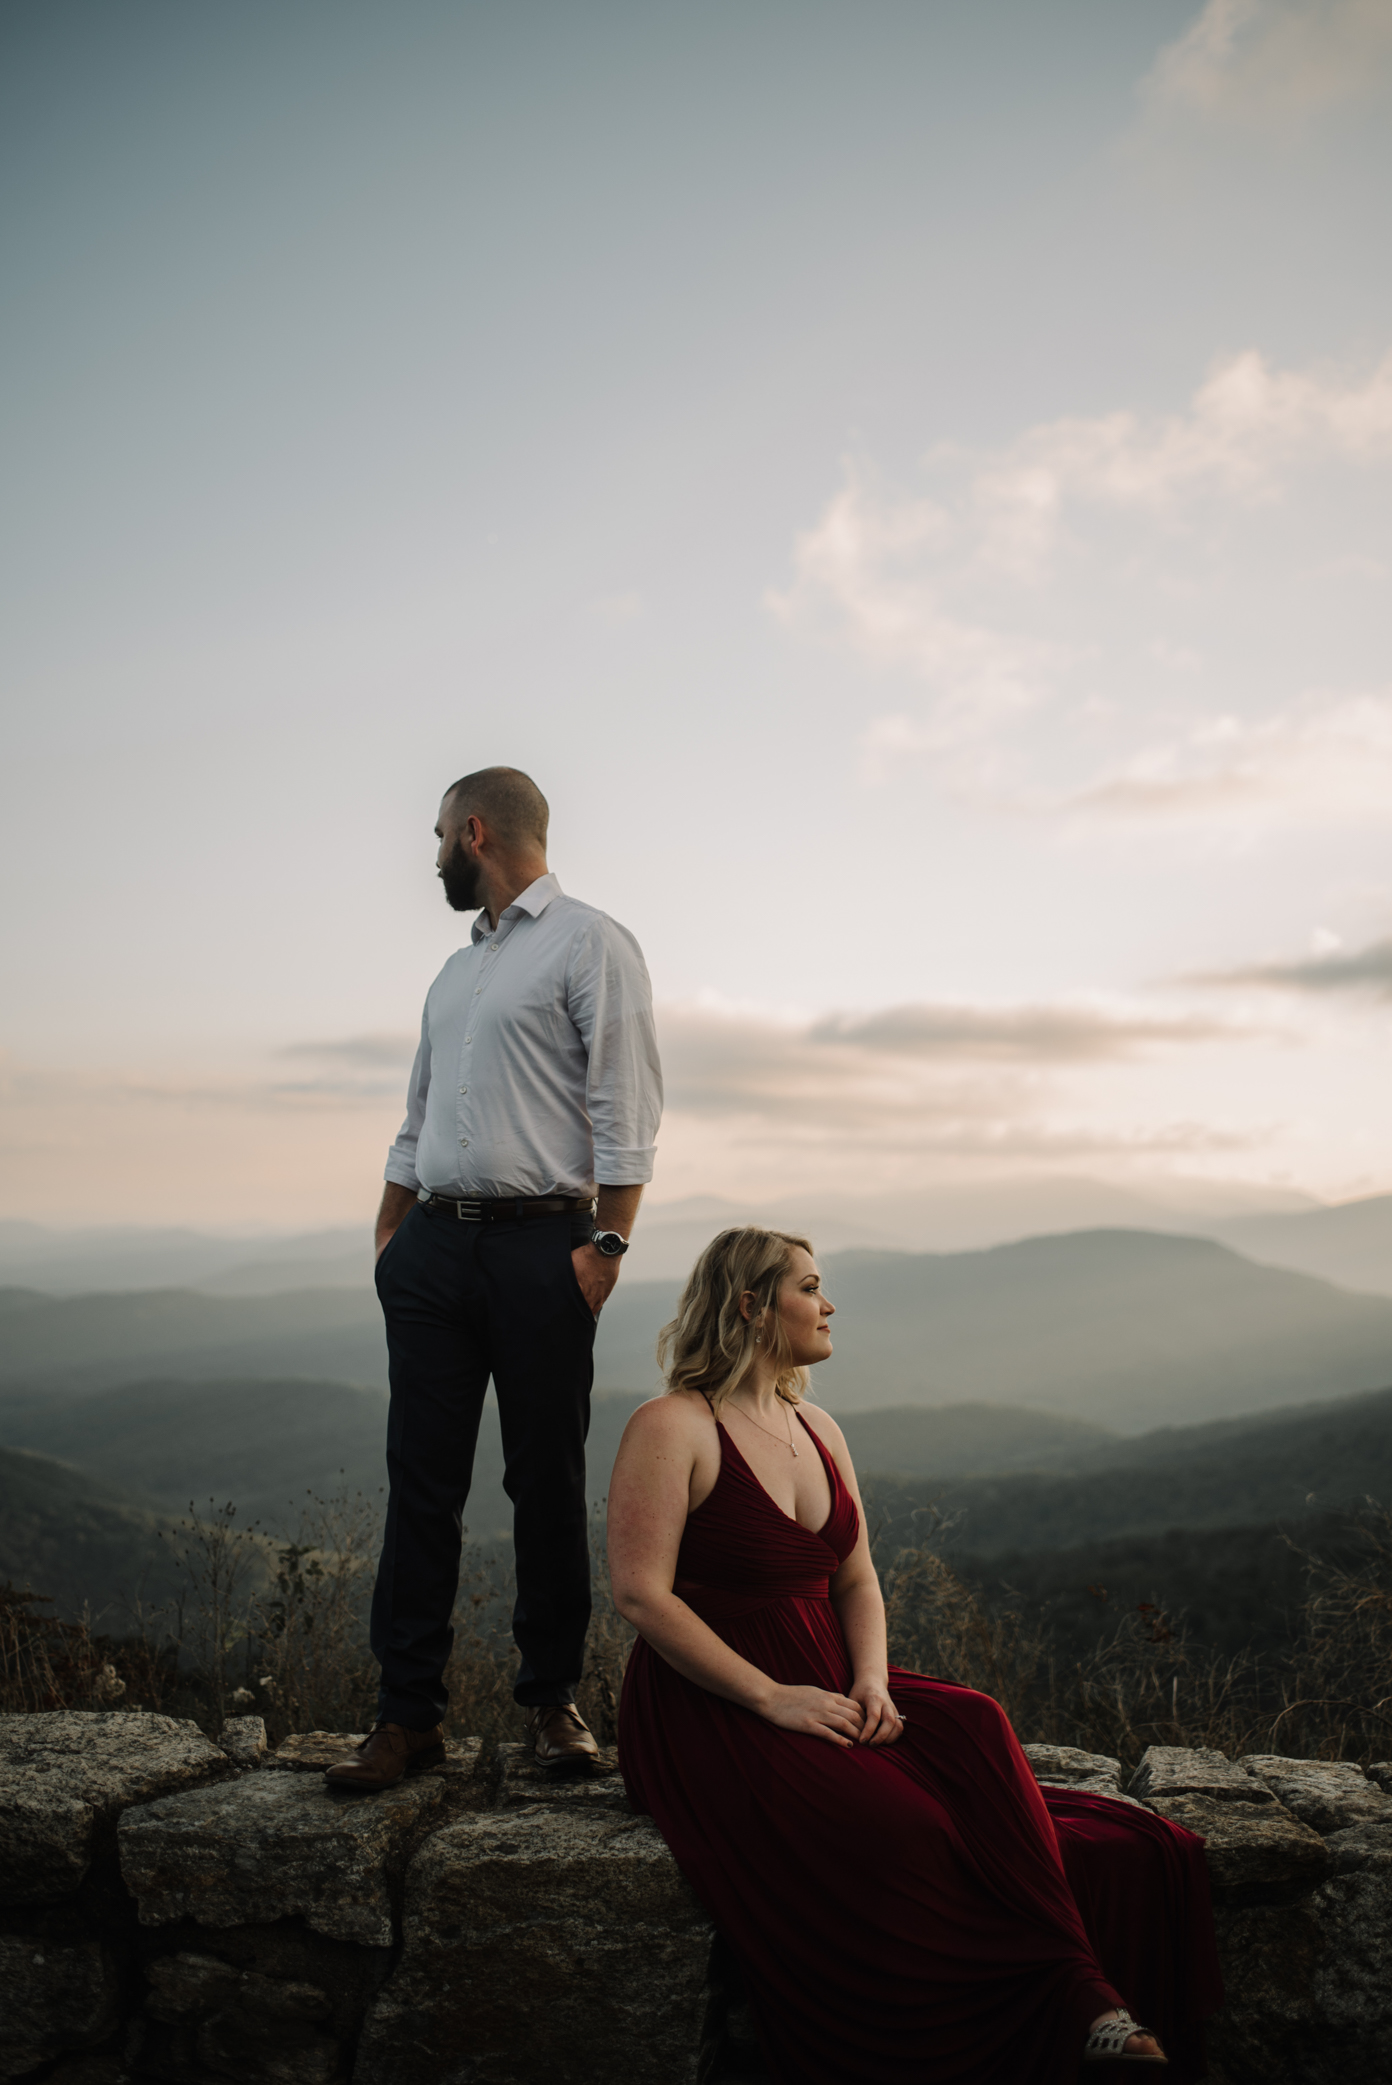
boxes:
[727,1394,799,1457]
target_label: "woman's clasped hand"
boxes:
[760,1680,905,1747]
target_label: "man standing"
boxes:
[327,767,661,1787]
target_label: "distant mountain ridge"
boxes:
[0,1446,183,1621]
[863,1380,1392,1560]
[593,1229,1392,1429]
[0,1172,1329,1294]
[6,1228,1392,1434]
[1217,1192,1392,1298]
[7,1376,1390,1631]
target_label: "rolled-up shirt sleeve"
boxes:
[384,1005,433,1191]
[567,918,663,1184]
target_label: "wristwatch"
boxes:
[590,1228,630,1258]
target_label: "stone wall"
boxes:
[3,1712,1392,2084]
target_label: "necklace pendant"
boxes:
[792,1445,799,1457]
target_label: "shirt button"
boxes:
[460,1137,469,1147]
[464,1036,472,1044]
[458,1086,468,1095]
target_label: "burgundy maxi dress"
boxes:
[619,1414,1222,2085]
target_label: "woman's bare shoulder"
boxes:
[619,1390,713,1447]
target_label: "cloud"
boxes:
[0,1034,419,1125]
[773,355,1392,675]
[1144,0,1392,127]
[655,998,1261,1159]
[975,352,1392,538]
[1196,933,1392,995]
[765,463,1058,757]
[804,1003,1238,1061]
[279,1034,417,1072]
[1065,691,1392,831]
[771,347,1392,829]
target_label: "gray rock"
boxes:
[1138,1791,1330,1895]
[1239,1755,1392,1834]
[491,1740,629,1809]
[1020,1744,1122,1789]
[354,1807,715,2085]
[1322,1822,1392,1874]
[0,1933,122,2081]
[119,1766,443,1946]
[1128,1744,1274,1805]
[0,1711,232,1904]
[129,1951,346,2085]
[1020,1745,1145,1805]
[1363,1760,1392,1796]
[1210,1869,1392,2085]
[216,1716,267,1768]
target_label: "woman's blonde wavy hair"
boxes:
[657,1226,815,1416]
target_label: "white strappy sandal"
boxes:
[1082,2009,1169,2065]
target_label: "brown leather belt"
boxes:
[418,1191,596,1223]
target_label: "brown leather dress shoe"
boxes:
[323,1721,445,1791]
[526,1704,600,1767]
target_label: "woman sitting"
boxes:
[607,1226,1222,2084]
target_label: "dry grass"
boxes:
[0,1587,128,1713]
[1264,1502,1392,1760]
[247,1491,382,1742]
[4,1489,634,1749]
[11,1488,1392,1773]
[441,1506,636,1748]
[879,1500,1392,1770]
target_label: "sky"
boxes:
[3,0,1392,1228]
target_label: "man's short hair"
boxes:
[445,767,549,851]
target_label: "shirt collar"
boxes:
[471,872,562,943]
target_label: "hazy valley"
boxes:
[3,1199,1390,1662]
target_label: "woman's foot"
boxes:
[1085,2009,1167,2064]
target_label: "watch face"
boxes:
[594,1230,628,1256]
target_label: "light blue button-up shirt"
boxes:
[384,874,662,1198]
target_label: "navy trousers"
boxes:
[370,1199,597,1725]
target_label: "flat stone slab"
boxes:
[0,1711,232,1904]
[259,1731,488,1824]
[1141,1791,1331,1895]
[491,1740,629,1809]
[1239,1756,1392,1835]
[1021,1744,1122,1790]
[118,1766,443,1946]
[0,1933,121,2081]
[1128,1744,1275,1805]
[354,1808,714,2085]
[259,1731,371,1771]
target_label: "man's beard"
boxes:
[440,839,484,912]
